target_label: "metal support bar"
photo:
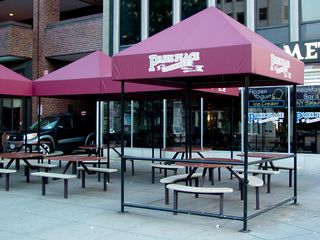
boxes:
[230,97,234,158]
[123,202,244,221]
[37,97,41,153]
[292,85,298,204]
[41,177,46,195]
[5,173,9,191]
[82,170,85,188]
[248,196,296,220]
[64,179,68,199]
[120,81,125,213]
[242,76,249,232]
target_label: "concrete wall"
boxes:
[104,148,319,175]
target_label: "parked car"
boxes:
[6,113,95,153]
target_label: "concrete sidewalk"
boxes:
[0,159,319,240]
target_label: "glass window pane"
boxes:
[2,98,12,132]
[256,0,288,28]
[120,0,141,46]
[181,0,207,20]
[301,22,320,41]
[296,85,320,153]
[256,26,289,44]
[301,0,320,22]
[167,99,185,147]
[217,0,245,25]
[13,99,23,131]
[133,100,162,148]
[248,87,288,153]
[204,96,240,151]
[149,0,172,37]
[103,101,131,146]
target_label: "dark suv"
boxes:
[6,113,95,153]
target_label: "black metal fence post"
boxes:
[292,85,298,204]
[242,77,249,232]
[121,81,125,212]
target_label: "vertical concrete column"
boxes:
[113,0,120,54]
[102,0,111,55]
[172,0,181,25]
[289,0,299,41]
[246,0,255,31]
[33,0,60,79]
[141,0,149,40]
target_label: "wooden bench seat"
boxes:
[77,167,117,191]
[0,169,17,191]
[0,160,6,177]
[24,163,58,182]
[167,184,233,215]
[31,172,76,198]
[237,174,264,209]
[160,173,203,204]
[233,168,280,193]
[266,165,294,187]
[151,163,184,184]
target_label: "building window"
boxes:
[248,87,288,153]
[296,85,320,153]
[133,100,162,148]
[237,12,245,24]
[1,98,24,132]
[120,0,141,46]
[204,97,240,151]
[181,0,207,20]
[149,0,172,37]
[256,0,288,28]
[259,7,267,20]
[217,0,245,25]
[301,0,320,22]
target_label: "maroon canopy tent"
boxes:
[113,7,303,87]
[33,50,238,97]
[0,64,32,96]
[33,51,179,96]
[112,7,304,231]
[33,50,237,157]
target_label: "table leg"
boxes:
[200,168,207,187]
[4,159,14,169]
[62,162,72,174]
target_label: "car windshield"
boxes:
[29,116,59,130]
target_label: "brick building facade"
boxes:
[0,0,103,131]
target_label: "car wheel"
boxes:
[40,142,53,154]
[85,136,96,146]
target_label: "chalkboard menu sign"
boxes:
[248,87,287,108]
[297,86,320,108]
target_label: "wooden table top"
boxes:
[0,152,43,159]
[177,157,242,168]
[79,144,121,150]
[45,155,105,162]
[237,153,293,159]
[176,162,231,168]
[162,147,211,152]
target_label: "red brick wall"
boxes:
[33,0,60,79]
[31,97,96,123]
[0,23,33,58]
[45,14,102,57]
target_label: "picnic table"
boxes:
[162,147,211,159]
[0,152,43,170]
[45,155,105,174]
[176,158,243,186]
